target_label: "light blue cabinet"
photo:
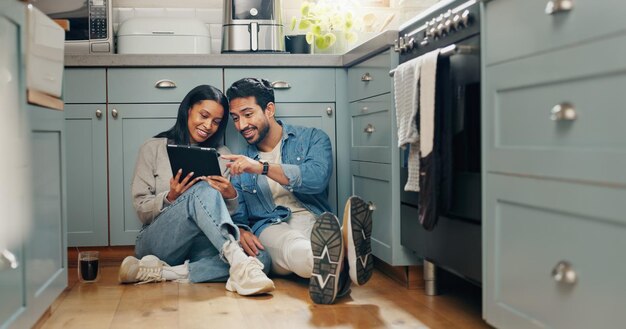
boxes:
[25,104,68,329]
[64,69,108,247]
[482,1,626,327]
[346,51,418,266]
[224,69,338,213]
[65,104,108,246]
[108,104,177,245]
[1,2,67,328]
[0,4,27,328]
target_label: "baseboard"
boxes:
[67,246,135,268]
[373,256,423,290]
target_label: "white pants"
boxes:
[258,213,316,278]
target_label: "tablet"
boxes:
[166,144,222,181]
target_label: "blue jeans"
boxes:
[135,182,271,283]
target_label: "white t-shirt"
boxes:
[258,140,315,222]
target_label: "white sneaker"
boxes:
[225,257,275,296]
[118,255,169,284]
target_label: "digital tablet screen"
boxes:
[166,144,222,181]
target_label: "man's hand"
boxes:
[221,154,263,176]
[238,228,265,256]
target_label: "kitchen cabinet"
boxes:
[223,68,338,213]
[0,3,27,327]
[1,1,67,328]
[346,51,418,266]
[64,69,108,246]
[64,68,221,246]
[482,1,626,327]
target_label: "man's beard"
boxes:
[243,123,269,145]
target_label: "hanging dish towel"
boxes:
[418,48,441,230]
[393,56,421,192]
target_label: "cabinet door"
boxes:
[225,103,338,213]
[65,104,108,246]
[108,104,177,245]
[26,104,68,329]
[0,9,27,328]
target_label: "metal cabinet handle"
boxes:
[361,72,373,82]
[364,124,375,134]
[155,79,177,89]
[271,81,291,90]
[550,102,577,121]
[551,260,577,285]
[368,201,377,211]
[545,0,574,15]
[95,109,102,119]
[1,249,18,270]
[112,109,119,118]
[326,107,333,116]
[361,107,368,112]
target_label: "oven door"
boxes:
[399,34,481,223]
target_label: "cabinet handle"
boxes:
[364,124,375,134]
[368,201,377,211]
[112,108,119,118]
[551,260,577,285]
[545,0,573,15]
[1,249,18,270]
[361,106,368,112]
[361,72,373,82]
[95,109,102,119]
[271,81,291,90]
[326,107,333,116]
[550,102,577,121]
[155,79,177,89]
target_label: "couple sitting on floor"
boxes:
[118,78,374,304]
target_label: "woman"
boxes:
[118,85,274,296]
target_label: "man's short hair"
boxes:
[226,77,275,110]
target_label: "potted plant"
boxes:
[290,0,359,54]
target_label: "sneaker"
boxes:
[309,212,344,304]
[343,196,374,286]
[118,256,140,283]
[225,257,275,296]
[118,255,168,284]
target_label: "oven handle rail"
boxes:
[389,44,479,77]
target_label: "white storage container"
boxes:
[117,17,211,54]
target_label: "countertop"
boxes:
[65,30,397,68]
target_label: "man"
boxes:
[222,78,374,304]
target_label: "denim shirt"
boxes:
[231,121,332,236]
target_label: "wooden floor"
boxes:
[38,265,491,329]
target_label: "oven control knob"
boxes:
[407,37,416,50]
[393,39,400,52]
[461,10,471,27]
[399,35,407,53]
[452,14,462,29]
[436,23,445,37]
[444,19,453,34]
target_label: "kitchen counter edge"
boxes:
[64,30,398,68]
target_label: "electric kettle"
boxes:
[221,0,285,53]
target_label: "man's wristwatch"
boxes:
[259,160,269,175]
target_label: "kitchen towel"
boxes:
[393,56,421,192]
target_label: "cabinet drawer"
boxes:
[350,93,392,163]
[348,51,392,102]
[108,68,222,103]
[485,0,626,65]
[224,68,335,102]
[64,69,106,103]
[350,161,392,262]
[484,34,626,185]
[485,174,626,329]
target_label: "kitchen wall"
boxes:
[112,0,438,53]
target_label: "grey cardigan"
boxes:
[131,138,237,225]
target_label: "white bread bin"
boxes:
[117,17,211,54]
